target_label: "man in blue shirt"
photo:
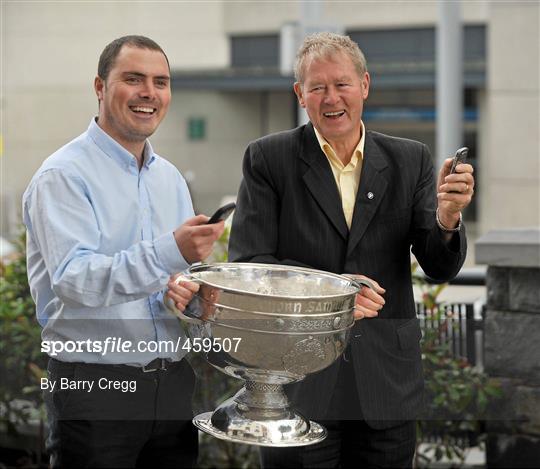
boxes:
[23,35,222,468]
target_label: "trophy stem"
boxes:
[192,380,327,447]
[238,381,290,411]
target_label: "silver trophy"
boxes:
[166,263,370,447]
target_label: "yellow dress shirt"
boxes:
[314,122,365,229]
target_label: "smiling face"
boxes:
[94,45,171,156]
[294,51,369,152]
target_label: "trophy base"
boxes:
[193,412,327,447]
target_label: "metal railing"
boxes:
[415,267,487,368]
[415,268,488,450]
[417,302,485,368]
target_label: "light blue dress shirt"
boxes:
[23,119,194,366]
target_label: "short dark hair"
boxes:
[97,35,170,81]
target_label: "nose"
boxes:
[323,86,340,105]
[138,79,157,100]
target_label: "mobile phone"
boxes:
[207,202,236,224]
[450,147,469,174]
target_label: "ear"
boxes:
[94,76,105,101]
[293,82,306,108]
[361,72,370,100]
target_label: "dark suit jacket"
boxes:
[229,122,467,429]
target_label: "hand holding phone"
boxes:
[450,147,469,174]
[447,147,470,194]
[207,202,236,224]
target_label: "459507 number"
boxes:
[182,337,242,353]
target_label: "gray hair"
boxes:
[294,32,367,83]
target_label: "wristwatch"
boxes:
[436,208,462,233]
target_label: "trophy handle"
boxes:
[164,273,204,325]
[349,277,374,291]
[342,274,375,292]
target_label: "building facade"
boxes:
[2,1,539,260]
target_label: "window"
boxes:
[230,35,279,68]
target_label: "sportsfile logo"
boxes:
[41,337,183,356]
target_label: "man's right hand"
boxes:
[174,215,225,264]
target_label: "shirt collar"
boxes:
[313,121,366,169]
[87,118,156,171]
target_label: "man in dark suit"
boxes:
[228,32,474,467]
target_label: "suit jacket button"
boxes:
[367,192,374,199]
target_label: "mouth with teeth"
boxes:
[323,110,346,119]
[129,105,157,116]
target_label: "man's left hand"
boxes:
[436,158,475,229]
[346,274,386,320]
[166,274,200,313]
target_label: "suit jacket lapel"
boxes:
[347,131,388,256]
[300,123,349,241]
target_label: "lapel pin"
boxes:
[367,192,374,199]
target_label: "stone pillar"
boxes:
[476,229,540,467]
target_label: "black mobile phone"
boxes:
[207,202,236,224]
[450,147,469,174]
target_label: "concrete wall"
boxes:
[480,2,540,233]
[154,90,294,214]
[224,1,489,32]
